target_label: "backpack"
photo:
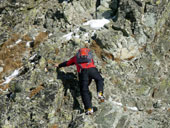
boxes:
[76,48,93,64]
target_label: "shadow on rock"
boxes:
[58,0,72,3]
[56,69,82,111]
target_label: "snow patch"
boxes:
[74,35,80,39]
[112,101,123,106]
[109,97,138,111]
[33,36,36,40]
[127,106,138,111]
[83,18,110,29]
[29,54,37,60]
[48,33,53,37]
[61,19,110,41]
[74,28,80,33]
[26,97,30,100]
[0,69,20,86]
[15,39,22,44]
[0,88,8,93]
[83,33,89,38]
[7,39,22,48]
[91,30,96,36]
[26,41,32,47]
[63,32,73,40]
[155,60,161,66]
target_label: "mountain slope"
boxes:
[0,0,170,128]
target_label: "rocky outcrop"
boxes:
[0,0,170,128]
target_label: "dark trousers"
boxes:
[78,67,104,109]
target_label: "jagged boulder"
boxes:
[63,0,97,25]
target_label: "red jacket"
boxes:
[58,56,96,73]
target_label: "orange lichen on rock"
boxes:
[104,52,114,60]
[0,84,9,91]
[34,32,48,48]
[0,34,23,80]
[47,60,56,65]
[114,57,122,63]
[90,40,102,59]
[0,40,28,78]
[29,84,44,98]
[138,45,147,52]
[90,40,114,61]
[125,56,135,61]
[0,32,47,82]
[123,106,127,111]
[152,88,158,98]
[167,108,170,112]
[50,124,58,128]
[22,34,33,42]
[0,34,20,49]
[146,109,152,114]
[55,48,59,55]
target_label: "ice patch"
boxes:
[83,18,110,29]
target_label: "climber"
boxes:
[55,48,104,115]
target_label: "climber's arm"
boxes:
[56,56,75,68]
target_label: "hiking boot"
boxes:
[85,108,93,115]
[98,91,105,103]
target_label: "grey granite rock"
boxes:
[0,0,170,128]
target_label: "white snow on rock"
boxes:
[63,32,73,40]
[74,35,80,39]
[83,33,89,38]
[48,33,53,37]
[0,67,3,73]
[0,69,20,86]
[7,39,22,48]
[15,39,22,44]
[127,106,138,111]
[83,18,110,29]
[29,54,37,61]
[62,19,110,41]
[109,97,138,111]
[112,101,123,106]
[26,41,32,47]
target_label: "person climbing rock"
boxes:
[55,48,104,115]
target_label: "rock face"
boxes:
[0,0,170,128]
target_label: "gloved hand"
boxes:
[54,63,59,68]
[54,63,61,71]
